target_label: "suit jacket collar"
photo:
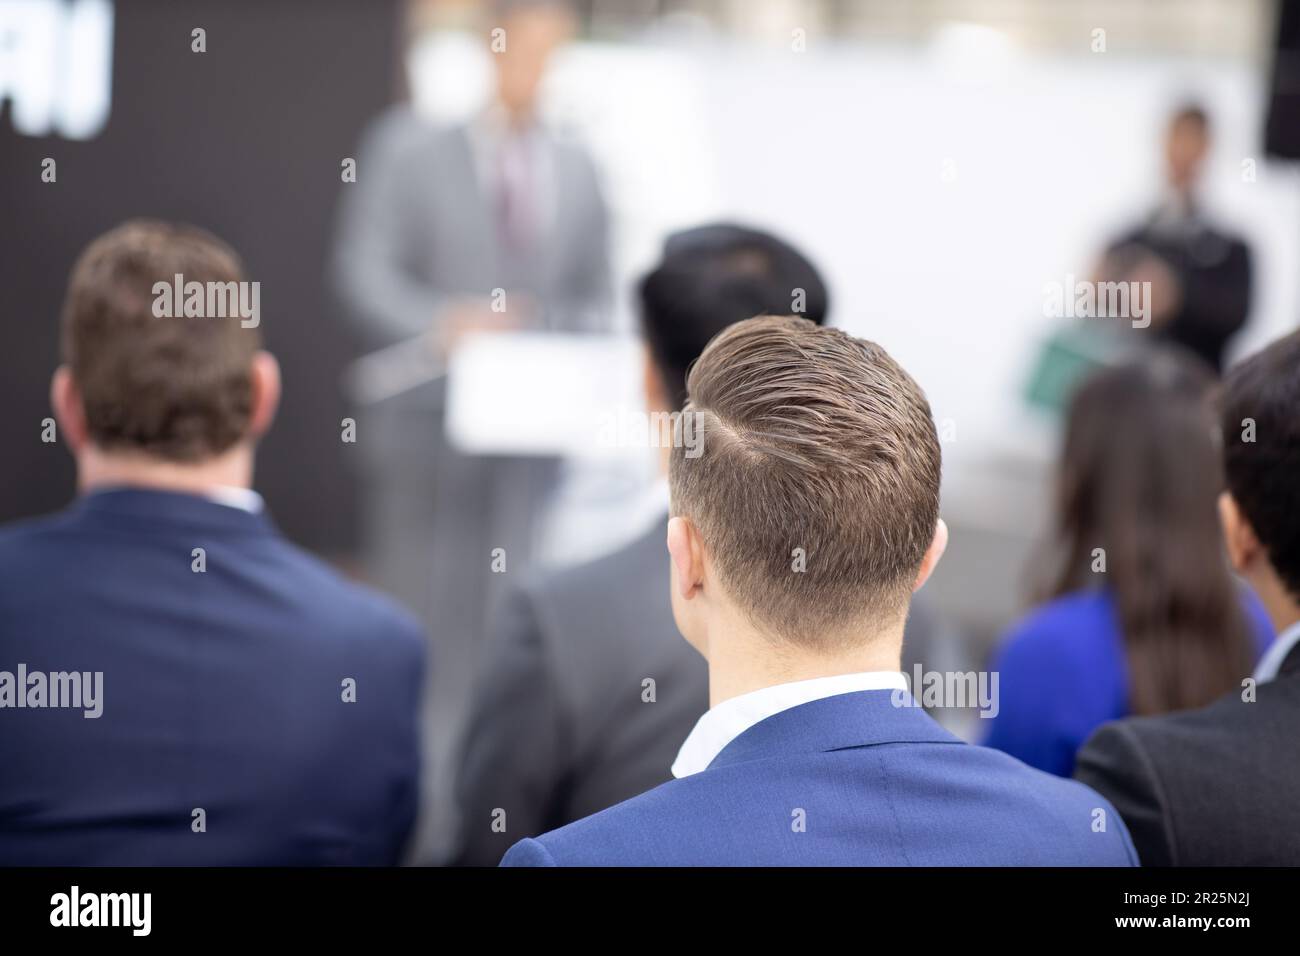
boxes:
[74,487,274,535]
[706,689,960,772]
[1255,618,1300,682]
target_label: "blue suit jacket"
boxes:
[0,489,425,865]
[501,690,1137,866]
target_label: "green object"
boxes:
[1024,322,1129,414]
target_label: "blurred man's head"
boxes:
[666,316,945,667]
[638,223,830,412]
[489,0,574,122]
[54,220,278,491]
[1165,103,1210,196]
[1218,330,1300,625]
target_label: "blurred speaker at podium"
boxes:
[330,0,613,863]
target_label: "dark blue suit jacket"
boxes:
[0,489,425,865]
[502,690,1138,866]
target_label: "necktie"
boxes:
[496,133,535,255]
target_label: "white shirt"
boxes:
[1254,619,1300,682]
[671,671,909,778]
[203,486,264,514]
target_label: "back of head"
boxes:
[61,220,260,462]
[1048,348,1252,713]
[670,315,940,644]
[1220,329,1300,603]
[639,224,829,410]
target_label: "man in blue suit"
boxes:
[0,221,424,865]
[503,316,1136,866]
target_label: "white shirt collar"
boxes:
[671,671,908,778]
[202,486,264,514]
[1254,619,1300,682]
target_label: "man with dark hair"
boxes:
[638,224,830,407]
[453,224,831,865]
[502,316,1135,866]
[0,221,424,865]
[1076,330,1300,866]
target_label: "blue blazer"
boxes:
[0,489,425,865]
[983,588,1273,778]
[501,689,1137,866]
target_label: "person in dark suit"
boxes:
[0,221,424,865]
[1096,104,1253,372]
[453,224,830,865]
[1075,330,1300,866]
[502,316,1136,866]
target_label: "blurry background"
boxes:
[3,0,1298,665]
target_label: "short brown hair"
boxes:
[670,315,941,642]
[61,220,260,462]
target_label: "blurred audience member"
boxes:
[1095,104,1252,371]
[984,350,1271,777]
[0,222,424,865]
[502,317,1135,866]
[331,0,611,861]
[1076,331,1300,865]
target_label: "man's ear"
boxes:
[1219,491,1261,572]
[666,515,706,601]
[50,366,88,454]
[912,518,948,592]
[247,351,281,439]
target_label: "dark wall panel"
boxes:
[0,0,403,555]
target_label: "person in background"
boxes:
[1076,331,1300,865]
[501,316,1135,866]
[983,349,1271,778]
[1095,103,1253,372]
[0,222,423,865]
[331,0,610,862]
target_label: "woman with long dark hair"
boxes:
[983,349,1272,776]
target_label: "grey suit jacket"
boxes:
[329,106,614,534]
[333,105,612,357]
[453,515,956,866]
[453,521,703,866]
